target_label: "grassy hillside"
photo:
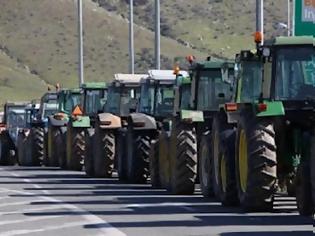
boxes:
[0,0,290,105]
[0,0,205,105]
[95,0,290,58]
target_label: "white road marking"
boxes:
[0,220,89,236]
[127,202,220,208]
[1,169,127,236]
[0,215,63,226]
[0,205,68,216]
[0,200,35,208]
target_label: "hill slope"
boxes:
[0,0,204,105]
[0,0,290,105]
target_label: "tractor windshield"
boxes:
[84,89,107,115]
[139,83,174,117]
[42,103,58,118]
[6,106,27,128]
[105,86,139,116]
[274,46,315,100]
[139,83,155,115]
[155,84,174,117]
[197,69,232,111]
[180,84,191,109]
[64,93,81,113]
[238,61,263,103]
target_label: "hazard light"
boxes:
[225,103,237,112]
[257,103,267,112]
[72,105,83,116]
[254,31,263,44]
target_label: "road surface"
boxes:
[0,166,313,236]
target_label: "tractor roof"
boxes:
[192,59,234,70]
[148,70,188,81]
[273,36,315,46]
[58,88,80,94]
[81,82,107,89]
[114,74,146,84]
[5,101,30,107]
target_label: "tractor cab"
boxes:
[104,74,143,118]
[81,82,107,121]
[138,70,183,120]
[190,59,235,118]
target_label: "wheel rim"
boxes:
[220,154,227,193]
[201,144,210,187]
[213,131,220,184]
[239,129,248,193]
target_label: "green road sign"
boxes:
[295,0,315,36]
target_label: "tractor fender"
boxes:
[97,113,122,129]
[129,113,157,130]
[48,115,68,127]
[69,116,90,128]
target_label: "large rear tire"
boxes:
[169,123,197,195]
[150,139,161,188]
[236,115,277,211]
[127,131,150,184]
[31,127,44,166]
[199,132,213,197]
[218,130,238,206]
[48,127,60,167]
[212,115,230,198]
[57,128,67,169]
[296,161,313,216]
[0,133,16,166]
[117,129,127,181]
[67,128,85,171]
[84,128,95,177]
[94,128,115,178]
[159,131,171,189]
[17,131,32,166]
[309,135,315,214]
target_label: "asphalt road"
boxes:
[0,166,313,236]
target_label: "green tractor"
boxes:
[154,69,204,194]
[65,83,107,171]
[188,59,236,202]
[46,89,81,168]
[220,36,315,214]
[0,102,30,165]
[65,82,108,174]
[125,70,180,184]
[90,74,143,178]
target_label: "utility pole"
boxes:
[77,0,84,86]
[155,0,161,70]
[129,0,135,74]
[288,0,291,36]
[256,0,264,45]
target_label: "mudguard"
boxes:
[129,113,157,130]
[70,116,90,128]
[180,110,204,122]
[97,113,121,129]
[48,115,69,127]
